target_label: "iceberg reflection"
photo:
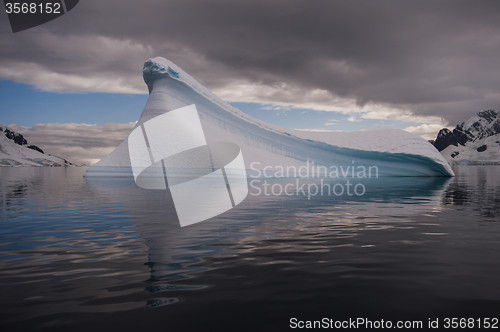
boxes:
[84,175,451,283]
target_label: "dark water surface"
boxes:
[0,166,499,331]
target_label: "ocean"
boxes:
[0,166,499,331]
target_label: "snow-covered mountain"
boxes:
[0,124,73,166]
[433,110,500,165]
[85,57,453,177]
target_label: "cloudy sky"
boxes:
[1,0,500,164]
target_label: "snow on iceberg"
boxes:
[84,57,454,178]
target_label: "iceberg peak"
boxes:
[143,58,182,93]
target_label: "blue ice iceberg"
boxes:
[85,57,454,178]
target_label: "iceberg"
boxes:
[84,57,453,178]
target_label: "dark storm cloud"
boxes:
[2,0,500,125]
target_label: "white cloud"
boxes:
[295,128,343,132]
[261,105,291,111]
[361,109,446,126]
[403,123,449,141]
[0,62,147,94]
[213,82,361,113]
[211,81,445,124]
[0,34,155,94]
[347,116,362,122]
[7,122,135,165]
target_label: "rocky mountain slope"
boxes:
[432,110,500,165]
[0,123,73,166]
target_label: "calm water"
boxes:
[0,166,499,331]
